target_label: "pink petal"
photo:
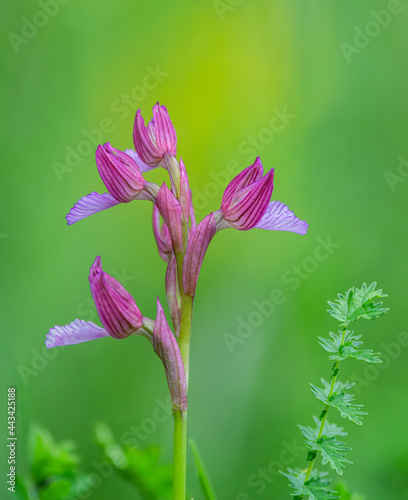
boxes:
[133,110,162,167]
[152,102,177,156]
[221,157,264,211]
[224,169,274,230]
[96,143,145,203]
[152,205,172,262]
[156,184,183,253]
[66,192,119,225]
[255,201,308,235]
[153,298,187,411]
[89,257,143,339]
[165,256,181,336]
[46,319,109,348]
[179,158,191,223]
[183,213,216,297]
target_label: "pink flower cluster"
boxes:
[46,103,308,410]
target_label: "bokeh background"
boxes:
[1,0,408,498]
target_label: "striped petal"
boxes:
[221,157,263,211]
[153,299,187,411]
[224,169,274,230]
[255,201,308,235]
[89,257,143,339]
[152,103,177,156]
[183,213,216,297]
[96,143,145,203]
[133,109,162,167]
[155,184,183,253]
[46,319,109,348]
[66,192,119,225]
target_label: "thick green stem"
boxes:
[303,327,347,483]
[173,409,187,500]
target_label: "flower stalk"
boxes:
[46,101,309,499]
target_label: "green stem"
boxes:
[173,409,187,500]
[303,327,347,483]
[172,223,193,500]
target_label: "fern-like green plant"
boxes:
[282,282,388,499]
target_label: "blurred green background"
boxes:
[1,0,407,498]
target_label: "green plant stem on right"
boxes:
[303,327,347,483]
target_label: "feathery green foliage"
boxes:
[95,423,173,500]
[282,469,339,499]
[283,282,388,499]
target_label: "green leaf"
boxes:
[29,425,80,485]
[327,282,388,326]
[299,426,351,475]
[95,422,172,500]
[189,440,217,500]
[310,380,367,425]
[328,391,367,425]
[319,331,382,364]
[282,469,339,499]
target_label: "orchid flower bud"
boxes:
[166,256,181,336]
[46,257,150,348]
[89,256,143,339]
[133,103,177,168]
[96,143,146,203]
[183,213,216,297]
[215,157,308,235]
[156,184,183,254]
[216,157,274,231]
[153,299,187,412]
[152,205,173,262]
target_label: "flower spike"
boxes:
[183,213,216,297]
[153,299,187,411]
[133,103,177,168]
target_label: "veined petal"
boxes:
[165,256,181,336]
[46,319,109,348]
[124,148,155,173]
[156,184,183,253]
[133,110,161,166]
[152,205,172,262]
[96,143,145,203]
[153,299,187,411]
[153,103,177,155]
[66,192,119,225]
[89,257,143,339]
[224,169,274,230]
[179,158,191,223]
[255,201,308,235]
[221,157,263,211]
[183,213,216,297]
